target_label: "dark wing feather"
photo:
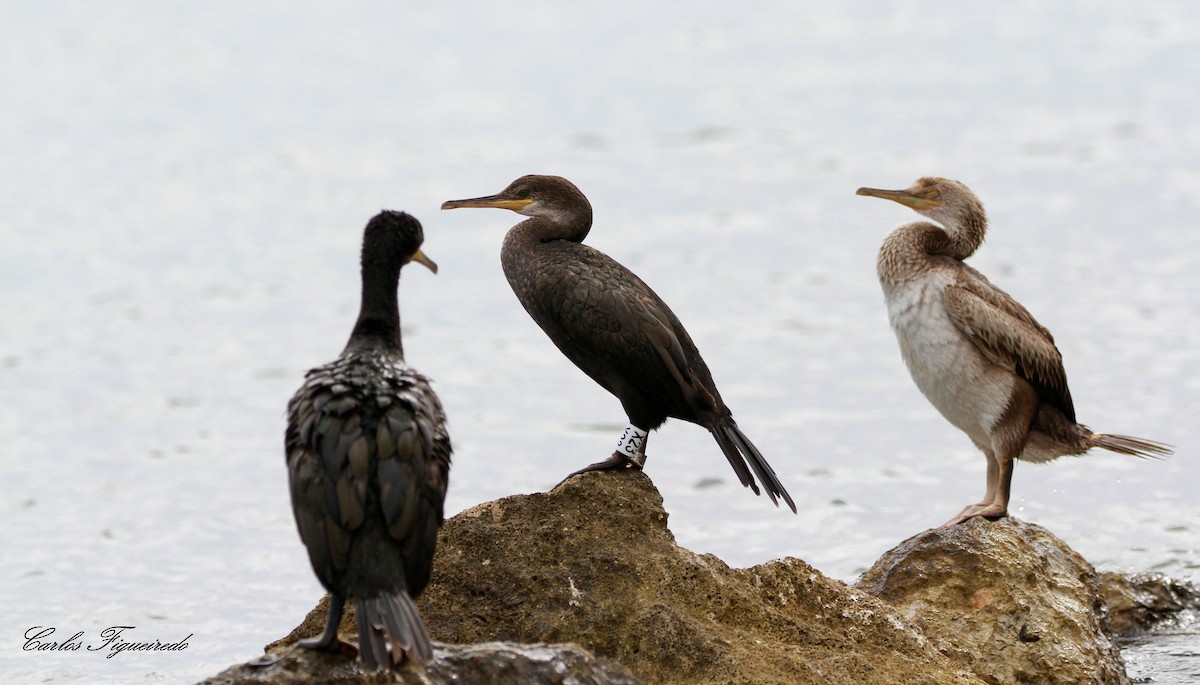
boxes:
[508,239,793,509]
[943,276,1075,421]
[524,241,719,419]
[376,372,450,598]
[285,367,368,590]
[287,357,451,598]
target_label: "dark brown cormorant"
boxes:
[442,175,795,512]
[285,210,450,668]
[858,177,1171,525]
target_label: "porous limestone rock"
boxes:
[1098,572,1200,638]
[856,517,1129,685]
[197,640,643,685]
[275,471,980,685]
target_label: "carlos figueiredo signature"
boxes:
[23,626,192,659]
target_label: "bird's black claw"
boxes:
[557,452,643,487]
[245,653,284,668]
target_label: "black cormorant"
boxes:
[443,175,794,512]
[285,210,450,668]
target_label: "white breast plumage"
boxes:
[884,272,1015,445]
[861,176,1171,526]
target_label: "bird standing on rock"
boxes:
[285,211,450,669]
[442,175,795,512]
[858,177,1171,526]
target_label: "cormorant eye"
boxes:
[517,188,530,199]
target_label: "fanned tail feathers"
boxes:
[713,423,797,513]
[1093,433,1173,460]
[355,591,433,671]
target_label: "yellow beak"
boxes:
[411,249,438,274]
[441,196,532,212]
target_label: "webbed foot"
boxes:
[940,502,1008,527]
[557,451,644,487]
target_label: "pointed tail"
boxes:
[1092,433,1173,460]
[712,421,797,513]
[355,591,433,671]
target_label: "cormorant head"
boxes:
[362,210,438,274]
[856,177,986,233]
[441,175,593,239]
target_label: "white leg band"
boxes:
[615,424,649,460]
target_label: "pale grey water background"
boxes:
[1,2,1197,682]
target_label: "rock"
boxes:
[276,471,980,685]
[1097,572,1200,638]
[856,517,1129,685]
[197,641,644,685]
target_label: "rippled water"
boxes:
[2,2,1197,683]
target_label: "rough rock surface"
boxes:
[277,471,980,685]
[1098,572,1200,638]
[197,641,644,685]
[856,517,1128,685]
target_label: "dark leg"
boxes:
[562,428,649,480]
[567,451,643,475]
[296,594,357,655]
[297,594,344,650]
[246,595,354,667]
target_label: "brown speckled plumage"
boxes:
[859,177,1171,525]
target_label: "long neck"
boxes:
[499,214,592,311]
[500,219,552,297]
[520,202,593,243]
[500,213,589,268]
[939,207,987,260]
[877,201,989,286]
[345,264,403,355]
[877,222,955,291]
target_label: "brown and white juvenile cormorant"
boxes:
[442,175,795,512]
[285,211,450,669]
[858,177,1171,526]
